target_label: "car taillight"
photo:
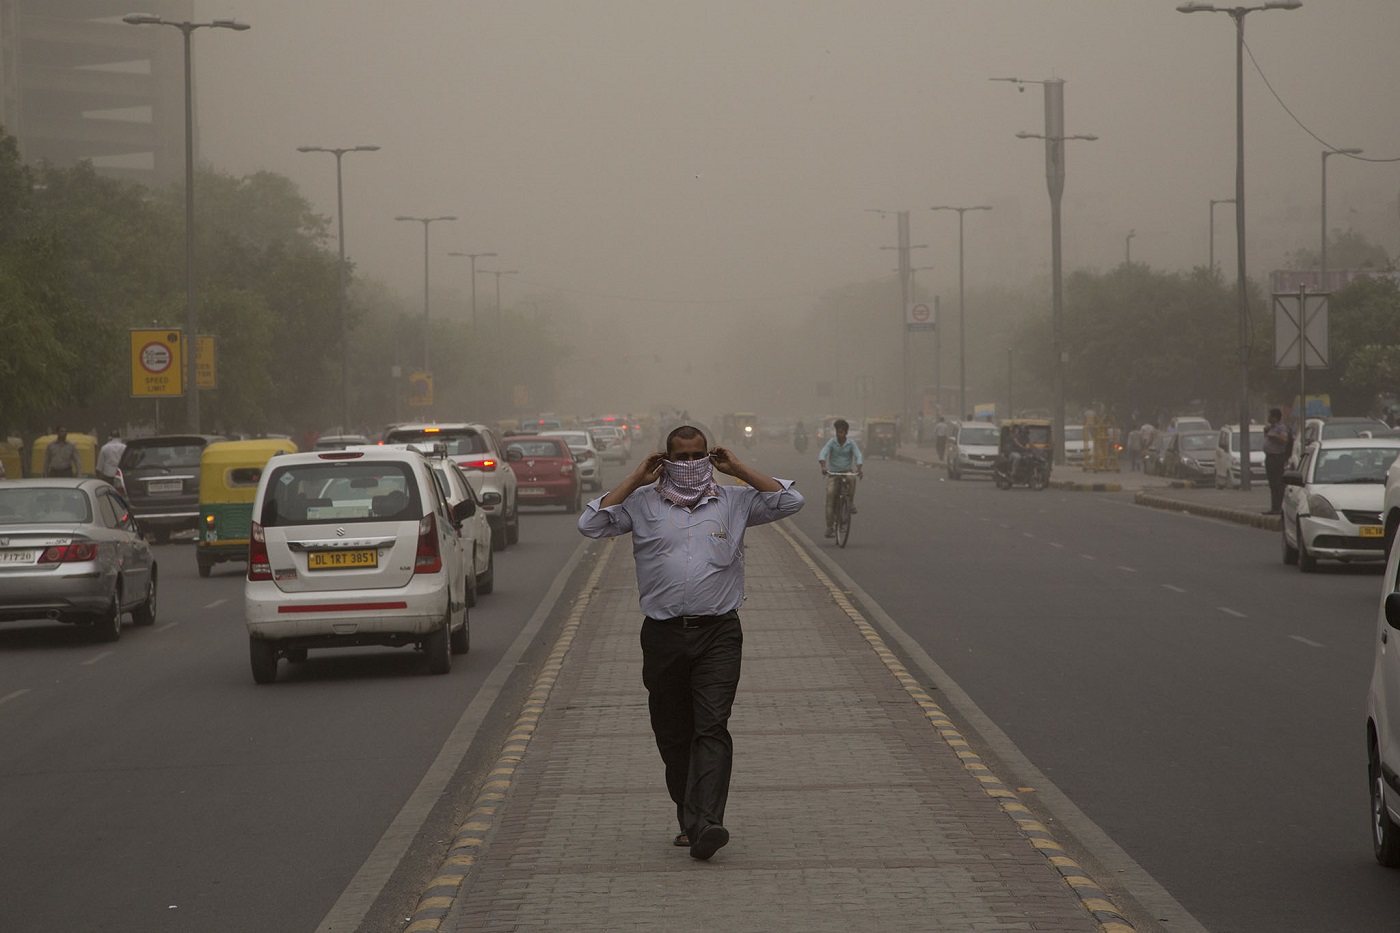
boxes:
[113,468,127,494]
[415,513,442,574]
[561,462,574,475]
[457,458,497,472]
[248,522,271,581]
[38,541,99,563]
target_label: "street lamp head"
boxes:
[1329,147,1364,156]
[394,215,414,222]
[211,19,250,30]
[353,145,381,153]
[1176,2,1217,12]
[1015,131,1038,140]
[296,146,320,153]
[1263,0,1302,9]
[122,13,163,25]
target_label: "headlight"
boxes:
[1306,494,1339,520]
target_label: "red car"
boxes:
[503,435,581,512]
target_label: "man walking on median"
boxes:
[578,423,804,860]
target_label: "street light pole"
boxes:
[447,251,497,331]
[297,145,379,431]
[1321,148,1363,285]
[476,269,519,418]
[997,77,1097,465]
[395,215,457,373]
[1125,229,1136,264]
[932,205,992,422]
[1179,0,1302,491]
[123,12,250,433]
[1209,198,1235,273]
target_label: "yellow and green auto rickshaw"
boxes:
[29,433,99,477]
[865,417,899,459]
[196,438,297,578]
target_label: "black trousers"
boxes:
[640,613,742,839]
[1265,452,1287,512]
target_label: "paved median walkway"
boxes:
[418,524,1129,933]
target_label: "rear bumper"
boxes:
[245,578,448,642]
[0,569,115,622]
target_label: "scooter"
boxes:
[993,451,1050,491]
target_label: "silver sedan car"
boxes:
[0,479,157,640]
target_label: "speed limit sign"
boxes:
[130,329,184,398]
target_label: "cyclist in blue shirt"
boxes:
[817,418,863,537]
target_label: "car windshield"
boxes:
[551,433,592,449]
[1311,447,1400,484]
[1229,427,1266,451]
[1181,434,1215,452]
[960,426,998,445]
[1064,426,1084,441]
[261,461,420,526]
[507,439,568,458]
[386,428,489,456]
[121,443,204,469]
[0,487,92,524]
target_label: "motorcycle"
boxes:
[742,424,756,448]
[794,430,809,454]
[993,449,1050,491]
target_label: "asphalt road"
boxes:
[0,479,606,933]
[755,441,1400,933]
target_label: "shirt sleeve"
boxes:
[817,439,833,461]
[744,478,804,526]
[577,492,635,538]
[852,442,864,465]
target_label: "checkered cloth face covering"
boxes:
[657,457,721,508]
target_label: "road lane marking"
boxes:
[0,689,30,707]
[1080,554,1096,560]
[203,598,227,609]
[1050,542,1064,549]
[1023,532,1035,538]
[1117,566,1137,573]
[1162,584,1186,593]
[1219,608,1246,618]
[1291,635,1324,648]
[80,651,113,666]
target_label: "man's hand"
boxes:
[712,446,783,492]
[709,445,741,477]
[598,451,665,508]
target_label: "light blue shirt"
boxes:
[818,437,863,472]
[577,480,804,619]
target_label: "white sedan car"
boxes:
[546,431,603,491]
[1282,438,1400,572]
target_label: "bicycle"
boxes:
[826,471,859,548]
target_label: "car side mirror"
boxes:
[452,499,476,521]
[1386,592,1400,631]
[1282,470,1303,487]
[506,448,524,462]
[574,452,587,463]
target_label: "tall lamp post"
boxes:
[477,268,519,418]
[931,205,992,422]
[1178,0,1302,491]
[448,251,497,414]
[394,215,457,372]
[1209,197,1235,273]
[447,251,497,331]
[1321,147,1363,285]
[123,12,250,433]
[1125,229,1136,264]
[996,76,1096,465]
[297,145,379,431]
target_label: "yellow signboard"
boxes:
[196,335,216,389]
[130,329,184,398]
[408,372,433,407]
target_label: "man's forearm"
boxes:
[731,464,782,492]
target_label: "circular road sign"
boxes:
[140,341,173,375]
[911,303,931,322]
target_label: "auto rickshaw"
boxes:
[992,419,1053,490]
[29,432,98,477]
[196,438,297,577]
[865,417,898,459]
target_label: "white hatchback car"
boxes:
[946,421,999,480]
[1282,439,1400,571]
[243,447,472,683]
[1366,543,1400,866]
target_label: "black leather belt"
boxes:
[647,611,739,629]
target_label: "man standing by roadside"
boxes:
[578,423,803,861]
[95,430,126,485]
[817,418,863,538]
[43,427,79,478]
[933,416,950,461]
[1262,408,1294,515]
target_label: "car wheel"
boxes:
[1281,523,1298,565]
[490,518,506,552]
[425,613,452,674]
[94,589,123,642]
[506,503,520,546]
[197,555,212,578]
[1297,520,1317,573]
[131,569,157,626]
[450,610,470,655]
[250,638,278,684]
[1373,736,1400,867]
[478,549,494,595]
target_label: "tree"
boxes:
[1286,228,1392,273]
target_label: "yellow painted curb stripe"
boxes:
[773,523,1135,933]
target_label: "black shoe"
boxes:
[673,832,690,847]
[689,824,729,860]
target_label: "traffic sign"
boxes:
[196,335,217,389]
[130,329,183,398]
[409,371,433,407]
[906,301,936,332]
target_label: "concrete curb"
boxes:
[1134,490,1282,531]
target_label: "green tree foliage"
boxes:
[1286,228,1392,273]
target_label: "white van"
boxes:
[243,446,472,683]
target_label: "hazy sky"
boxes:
[189,0,1400,328]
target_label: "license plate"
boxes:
[1360,526,1384,538]
[147,480,182,495]
[307,548,378,570]
[519,487,546,496]
[0,549,36,564]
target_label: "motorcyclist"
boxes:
[793,420,809,453]
[1007,424,1030,482]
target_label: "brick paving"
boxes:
[439,527,1116,932]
